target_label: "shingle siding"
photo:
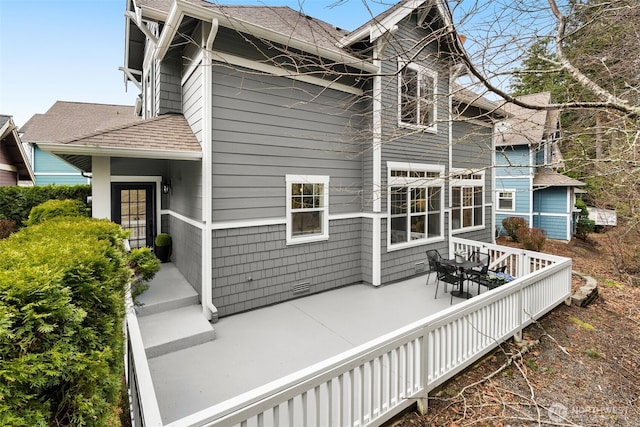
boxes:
[212,218,362,316]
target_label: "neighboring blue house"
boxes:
[20,101,140,185]
[41,0,503,320]
[495,92,585,241]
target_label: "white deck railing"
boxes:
[125,292,164,427]
[127,238,572,427]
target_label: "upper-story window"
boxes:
[388,163,444,249]
[398,60,437,132]
[286,175,329,245]
[451,169,485,231]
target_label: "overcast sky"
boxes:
[0,0,395,128]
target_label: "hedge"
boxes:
[0,185,91,229]
[0,217,130,426]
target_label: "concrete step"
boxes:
[135,264,199,316]
[138,305,216,358]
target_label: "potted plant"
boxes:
[154,232,172,263]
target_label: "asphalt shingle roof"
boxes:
[20,101,140,143]
[533,168,585,187]
[497,92,558,146]
[57,113,201,154]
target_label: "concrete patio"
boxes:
[135,263,475,424]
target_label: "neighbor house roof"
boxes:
[496,92,559,146]
[0,115,35,183]
[20,101,140,143]
[533,168,585,188]
[38,113,202,172]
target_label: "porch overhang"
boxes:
[37,143,202,172]
[37,113,202,172]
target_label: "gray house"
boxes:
[41,0,502,320]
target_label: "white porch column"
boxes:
[92,156,111,219]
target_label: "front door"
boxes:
[111,183,155,248]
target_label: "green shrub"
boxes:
[26,199,88,226]
[574,199,595,240]
[502,216,528,241]
[0,184,91,229]
[128,247,160,301]
[516,227,547,251]
[0,219,15,239]
[0,217,130,426]
[154,232,172,247]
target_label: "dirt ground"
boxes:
[390,228,640,426]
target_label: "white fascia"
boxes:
[37,143,202,161]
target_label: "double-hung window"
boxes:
[498,191,515,211]
[286,175,329,244]
[451,169,485,231]
[398,60,437,131]
[388,163,444,249]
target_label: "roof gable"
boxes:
[0,115,35,183]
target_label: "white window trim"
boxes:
[387,162,445,251]
[497,189,516,212]
[397,59,438,133]
[285,174,330,245]
[450,168,485,233]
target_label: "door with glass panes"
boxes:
[111,183,155,248]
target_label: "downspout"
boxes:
[372,40,382,287]
[448,76,453,256]
[491,123,497,244]
[370,26,396,287]
[201,19,219,321]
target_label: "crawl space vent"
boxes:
[292,282,311,295]
[415,261,426,274]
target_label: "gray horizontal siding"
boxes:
[211,63,366,221]
[212,218,362,316]
[182,63,203,143]
[168,160,202,221]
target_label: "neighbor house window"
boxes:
[451,170,485,231]
[388,163,444,249]
[286,175,329,244]
[398,60,437,131]
[498,191,515,211]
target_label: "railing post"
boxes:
[417,326,429,415]
[514,287,523,343]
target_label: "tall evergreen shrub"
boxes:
[0,184,91,228]
[0,217,130,426]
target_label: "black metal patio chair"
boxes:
[434,258,464,304]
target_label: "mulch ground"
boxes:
[389,229,640,426]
